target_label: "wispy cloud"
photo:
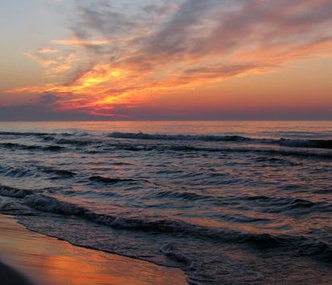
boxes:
[10,0,332,117]
[25,47,77,76]
[53,39,110,46]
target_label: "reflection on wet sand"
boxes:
[0,215,188,285]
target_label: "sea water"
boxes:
[0,121,331,285]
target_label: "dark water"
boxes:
[0,121,331,285]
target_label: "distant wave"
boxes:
[105,143,332,159]
[88,175,140,184]
[0,165,75,180]
[170,190,327,206]
[1,132,331,158]
[0,165,38,179]
[54,138,97,146]
[0,184,35,198]
[1,130,331,150]
[154,190,332,215]
[279,138,332,149]
[108,132,254,142]
[242,195,332,215]
[0,131,50,136]
[40,167,76,178]
[108,132,332,149]
[0,142,63,152]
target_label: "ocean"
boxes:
[0,121,331,285]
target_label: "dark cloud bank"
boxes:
[1,93,331,121]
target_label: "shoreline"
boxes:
[0,214,188,285]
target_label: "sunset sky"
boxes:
[1,0,332,120]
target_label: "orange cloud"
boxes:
[8,0,332,117]
[53,39,109,46]
[25,48,77,76]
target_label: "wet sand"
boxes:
[0,261,36,285]
[0,214,188,285]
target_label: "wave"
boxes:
[54,139,95,146]
[0,165,74,180]
[108,132,253,142]
[88,175,137,184]
[40,167,76,178]
[152,191,332,216]
[18,194,331,260]
[2,132,331,161]
[160,242,191,265]
[0,142,63,152]
[0,165,38,179]
[101,142,332,159]
[0,131,50,137]
[279,138,332,149]
[0,184,35,198]
[19,194,232,237]
[2,131,331,150]
[216,195,332,215]
[1,188,331,277]
[107,132,332,150]
[154,190,215,201]
[0,184,64,198]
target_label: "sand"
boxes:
[0,214,188,285]
[0,261,36,285]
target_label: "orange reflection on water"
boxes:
[0,215,188,285]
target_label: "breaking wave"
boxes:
[1,193,324,261]
[108,132,332,149]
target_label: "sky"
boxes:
[0,0,332,121]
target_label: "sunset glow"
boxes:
[1,0,332,120]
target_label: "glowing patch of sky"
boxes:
[0,0,331,120]
[0,1,69,92]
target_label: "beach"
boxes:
[0,214,188,285]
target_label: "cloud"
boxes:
[141,0,332,66]
[53,39,110,46]
[9,0,332,117]
[0,93,58,121]
[25,47,77,76]
[0,93,110,121]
